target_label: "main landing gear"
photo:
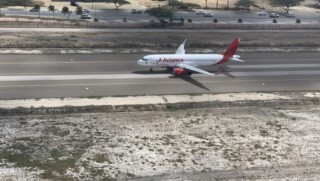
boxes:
[166,67,173,72]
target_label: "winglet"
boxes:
[175,39,187,54]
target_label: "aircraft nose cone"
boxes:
[137,59,143,65]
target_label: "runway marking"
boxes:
[0,70,320,82]
[0,58,319,64]
[229,64,320,69]
[0,78,319,88]
[0,70,319,82]
[0,61,135,64]
[240,59,320,62]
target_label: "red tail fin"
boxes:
[222,38,240,57]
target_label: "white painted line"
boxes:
[0,61,134,65]
[0,78,319,89]
[229,64,320,69]
[0,74,170,81]
[114,19,135,23]
[0,70,319,82]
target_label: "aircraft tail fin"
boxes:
[221,38,240,57]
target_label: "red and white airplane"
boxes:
[137,38,244,76]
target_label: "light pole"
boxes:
[94,1,97,20]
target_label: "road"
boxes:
[2,8,320,24]
[0,52,319,99]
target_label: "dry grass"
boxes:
[0,104,319,180]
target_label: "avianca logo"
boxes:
[156,58,184,64]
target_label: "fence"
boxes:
[0,17,319,30]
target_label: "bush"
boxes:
[34,4,40,10]
[76,6,82,15]
[296,19,301,23]
[32,1,45,7]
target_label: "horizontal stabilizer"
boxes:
[177,63,215,76]
[228,58,245,62]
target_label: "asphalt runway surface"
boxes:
[0,52,319,99]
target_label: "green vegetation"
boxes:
[254,143,262,149]
[105,0,131,10]
[226,130,234,136]
[76,6,83,15]
[93,153,113,164]
[235,0,256,10]
[61,6,71,20]
[33,4,40,10]
[168,0,201,10]
[0,149,75,179]
[0,151,41,168]
[48,5,58,18]
[270,0,305,13]
[259,129,270,137]
[145,7,174,21]
[0,0,34,7]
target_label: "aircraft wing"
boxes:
[175,39,187,54]
[177,64,215,76]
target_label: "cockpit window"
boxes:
[142,57,148,61]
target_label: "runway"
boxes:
[0,52,319,99]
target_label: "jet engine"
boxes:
[172,67,185,75]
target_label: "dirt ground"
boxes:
[0,104,319,180]
[37,0,317,10]
[0,31,319,49]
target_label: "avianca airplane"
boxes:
[137,38,244,76]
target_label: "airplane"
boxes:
[137,38,244,76]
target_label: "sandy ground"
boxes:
[0,102,319,180]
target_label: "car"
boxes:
[29,8,39,12]
[314,3,320,8]
[70,1,80,7]
[131,9,143,14]
[269,13,279,18]
[160,18,169,24]
[203,13,213,17]
[286,12,295,18]
[258,11,267,16]
[81,13,91,19]
[83,9,90,14]
[196,11,204,15]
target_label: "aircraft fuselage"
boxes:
[137,54,224,67]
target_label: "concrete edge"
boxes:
[0,47,320,54]
[0,92,319,116]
